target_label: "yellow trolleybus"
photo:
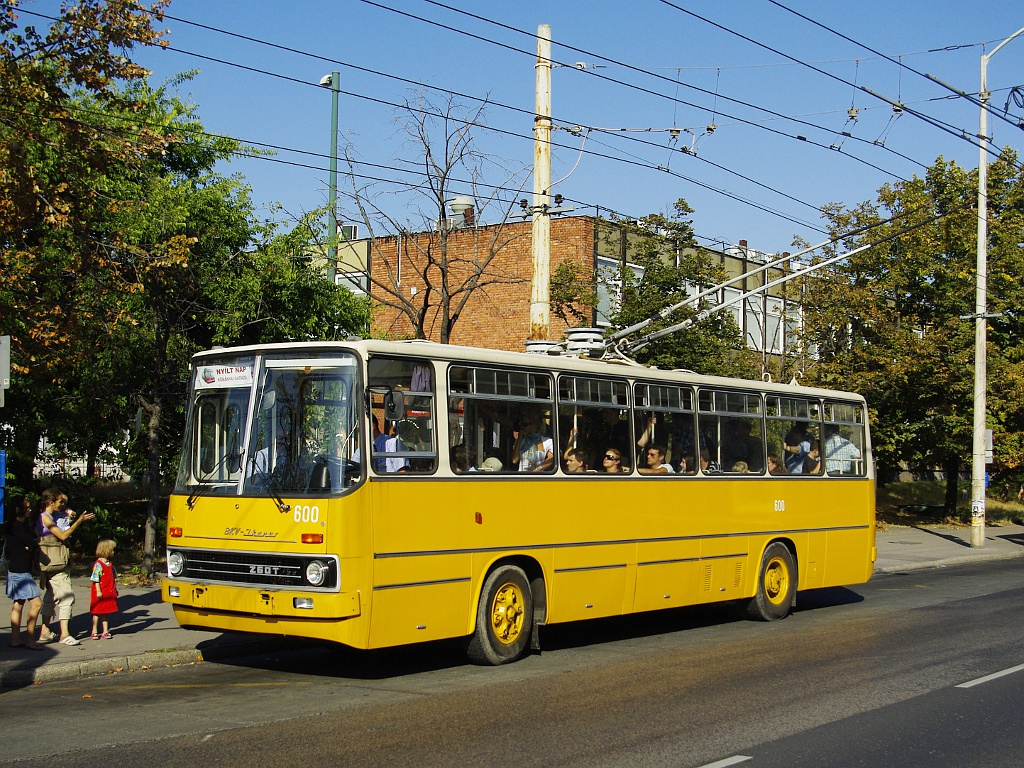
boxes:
[164,340,875,664]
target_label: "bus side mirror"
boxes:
[260,390,276,412]
[384,390,404,422]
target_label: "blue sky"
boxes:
[81,2,1024,252]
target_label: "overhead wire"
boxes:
[3,90,958,281]
[15,4,970,240]
[139,34,833,230]
[149,5,916,181]
[59,5,843,227]
[654,0,1019,166]
[766,0,1024,133]
[374,0,926,174]
[137,3,963,224]
[7,95,800,246]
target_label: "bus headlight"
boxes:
[305,560,328,587]
[168,551,185,577]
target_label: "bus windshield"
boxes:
[175,352,363,497]
[175,357,256,497]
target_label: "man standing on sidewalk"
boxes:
[37,489,94,645]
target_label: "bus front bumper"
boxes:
[163,579,362,621]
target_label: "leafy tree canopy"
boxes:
[803,152,1024,498]
[604,199,758,379]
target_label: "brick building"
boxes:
[335,214,800,357]
[364,216,595,352]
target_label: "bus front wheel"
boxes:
[744,542,795,621]
[466,565,533,665]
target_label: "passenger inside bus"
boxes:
[803,439,822,475]
[379,421,411,473]
[767,453,788,475]
[511,409,554,473]
[370,416,388,473]
[721,419,764,473]
[601,448,627,474]
[700,448,722,474]
[638,445,673,475]
[247,419,289,483]
[477,456,503,472]
[583,408,631,464]
[782,424,813,474]
[635,413,663,453]
[823,425,862,474]
[564,448,589,473]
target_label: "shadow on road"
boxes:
[200,587,865,681]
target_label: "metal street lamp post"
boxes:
[320,71,340,285]
[970,27,1024,548]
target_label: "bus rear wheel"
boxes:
[466,564,533,665]
[744,542,795,621]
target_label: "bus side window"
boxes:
[633,382,696,475]
[558,376,631,475]
[368,357,437,474]
[449,365,553,474]
[766,395,822,477]
[823,401,866,476]
[698,389,764,475]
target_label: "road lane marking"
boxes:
[696,757,752,768]
[956,662,1024,688]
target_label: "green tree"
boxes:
[99,87,368,573]
[803,152,1024,510]
[603,200,757,378]
[549,259,598,328]
[0,0,168,485]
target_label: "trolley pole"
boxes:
[971,27,1024,548]
[529,24,552,341]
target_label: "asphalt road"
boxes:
[2,559,1023,767]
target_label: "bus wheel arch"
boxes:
[466,557,544,665]
[743,539,797,621]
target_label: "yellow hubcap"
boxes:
[490,581,525,645]
[764,556,789,605]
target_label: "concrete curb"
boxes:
[1,647,205,687]
[0,636,296,687]
[874,547,1024,575]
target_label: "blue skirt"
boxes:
[6,571,42,601]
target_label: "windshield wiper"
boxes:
[244,451,292,514]
[187,451,242,509]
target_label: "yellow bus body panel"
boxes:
[165,474,874,649]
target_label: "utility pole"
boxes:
[320,71,340,285]
[0,334,9,408]
[970,26,1024,548]
[529,25,552,342]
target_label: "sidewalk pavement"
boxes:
[4,523,1024,687]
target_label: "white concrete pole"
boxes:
[971,51,989,548]
[530,24,552,341]
[971,27,1024,548]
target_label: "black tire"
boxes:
[743,542,796,621]
[466,565,533,665]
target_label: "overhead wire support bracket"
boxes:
[924,73,1024,131]
[862,87,1008,163]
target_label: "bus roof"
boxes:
[191,339,866,404]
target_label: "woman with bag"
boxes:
[5,496,44,649]
[36,488,94,646]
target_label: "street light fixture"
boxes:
[970,27,1024,548]
[320,72,340,285]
